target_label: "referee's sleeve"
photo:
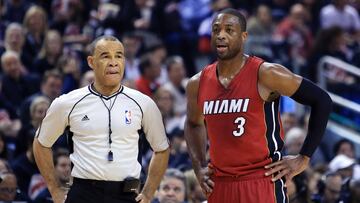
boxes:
[142,98,169,152]
[36,97,68,148]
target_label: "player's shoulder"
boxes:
[259,62,287,76]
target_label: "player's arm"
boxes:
[184,73,214,195]
[259,63,332,181]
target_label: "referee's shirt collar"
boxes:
[88,83,123,100]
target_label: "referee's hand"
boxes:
[52,187,68,203]
[195,165,215,197]
[135,193,150,203]
[264,154,310,186]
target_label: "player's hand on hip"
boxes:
[195,165,215,197]
[264,154,310,186]
[135,193,151,203]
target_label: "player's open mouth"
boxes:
[216,44,228,52]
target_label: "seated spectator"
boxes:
[79,70,95,87]
[0,22,32,72]
[153,87,185,134]
[123,32,141,81]
[33,148,71,203]
[329,154,356,180]
[1,50,39,109]
[333,139,360,181]
[244,4,275,61]
[0,171,28,202]
[16,96,50,157]
[284,127,306,155]
[154,168,186,203]
[163,56,188,116]
[312,172,343,203]
[33,30,63,76]
[55,54,81,93]
[23,5,48,62]
[19,70,62,127]
[11,135,43,201]
[136,54,161,98]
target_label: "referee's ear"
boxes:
[87,55,94,70]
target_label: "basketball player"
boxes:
[185,8,332,203]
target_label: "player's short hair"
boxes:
[88,35,120,56]
[216,8,247,32]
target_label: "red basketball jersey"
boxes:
[198,56,285,177]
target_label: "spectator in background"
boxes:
[284,127,306,155]
[245,4,275,61]
[329,154,356,180]
[155,168,186,203]
[320,0,360,38]
[273,3,313,73]
[11,135,44,201]
[79,70,95,87]
[163,56,188,116]
[334,139,356,159]
[16,96,50,157]
[2,0,30,23]
[0,22,32,72]
[123,32,141,81]
[154,87,184,134]
[136,54,161,97]
[55,54,81,93]
[281,112,299,135]
[19,70,62,127]
[33,148,71,203]
[306,26,349,82]
[312,172,343,203]
[147,43,168,85]
[33,30,63,76]
[0,50,39,110]
[23,5,48,63]
[0,171,28,202]
[333,139,360,181]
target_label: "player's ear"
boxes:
[241,31,248,42]
[87,56,94,70]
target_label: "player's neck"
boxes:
[92,82,121,96]
[217,54,247,77]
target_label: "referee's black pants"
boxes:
[65,178,138,203]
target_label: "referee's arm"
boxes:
[138,148,170,201]
[34,139,67,203]
[137,98,170,201]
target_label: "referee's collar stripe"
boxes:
[88,84,123,100]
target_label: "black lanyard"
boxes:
[99,94,118,161]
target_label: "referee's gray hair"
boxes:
[88,35,120,56]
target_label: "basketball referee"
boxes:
[33,36,170,203]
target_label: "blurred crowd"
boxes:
[0,0,359,202]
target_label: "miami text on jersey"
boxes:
[203,98,250,115]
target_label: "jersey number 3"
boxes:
[233,117,246,137]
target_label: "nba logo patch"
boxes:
[125,110,131,124]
